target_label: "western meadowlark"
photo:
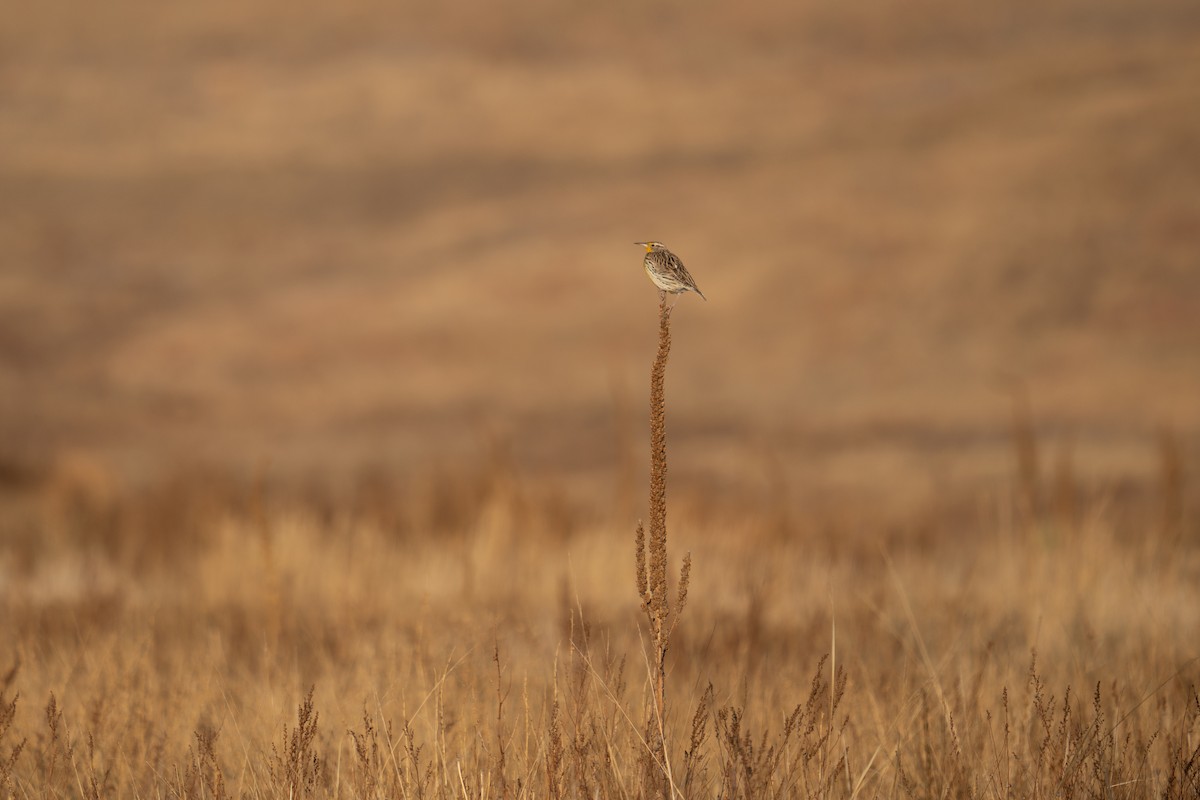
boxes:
[635,242,707,302]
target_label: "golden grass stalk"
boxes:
[635,293,693,798]
[0,667,22,800]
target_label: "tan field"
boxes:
[1,0,1199,796]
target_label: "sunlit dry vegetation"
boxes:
[3,0,1200,796]
[2,296,1198,797]
[1,411,1198,797]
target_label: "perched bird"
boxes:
[636,242,707,302]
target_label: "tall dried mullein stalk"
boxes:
[635,294,693,797]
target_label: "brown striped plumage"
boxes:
[635,242,707,301]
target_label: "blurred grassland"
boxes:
[1,455,1198,796]
[1,0,1200,796]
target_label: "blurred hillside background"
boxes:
[2,0,1198,520]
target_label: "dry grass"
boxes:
[1,399,1198,798]
[2,0,1200,796]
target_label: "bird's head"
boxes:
[635,241,664,252]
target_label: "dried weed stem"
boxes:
[635,294,693,798]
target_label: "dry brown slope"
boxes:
[1,0,1197,505]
